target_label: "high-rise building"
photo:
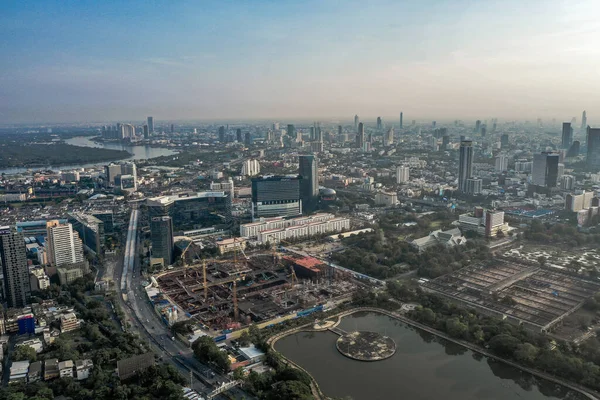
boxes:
[475,120,481,133]
[532,152,559,188]
[244,131,252,147]
[241,159,261,177]
[376,117,382,130]
[299,155,319,211]
[495,155,509,172]
[465,178,483,195]
[150,216,174,266]
[561,122,573,149]
[481,126,486,137]
[354,115,359,131]
[399,112,403,129]
[218,126,225,142]
[581,110,587,131]
[385,128,394,146]
[458,140,474,193]
[310,127,315,141]
[500,134,509,148]
[338,125,342,137]
[357,122,365,149]
[441,135,450,150]
[587,127,600,169]
[251,176,302,218]
[46,220,85,267]
[287,124,296,142]
[143,125,149,139]
[236,128,242,142]
[396,166,409,183]
[170,124,174,133]
[567,140,580,158]
[147,117,154,133]
[0,227,30,308]
[120,123,135,139]
[560,175,575,191]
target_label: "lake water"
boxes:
[0,136,177,174]
[275,312,588,400]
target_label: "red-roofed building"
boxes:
[283,256,326,280]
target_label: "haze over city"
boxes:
[2,0,600,123]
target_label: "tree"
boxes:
[13,345,37,362]
[514,343,539,365]
[488,334,521,358]
[192,336,231,372]
[238,330,251,347]
[266,380,312,400]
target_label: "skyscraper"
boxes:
[46,220,85,267]
[310,126,315,141]
[581,110,587,131]
[501,134,509,149]
[354,115,359,131]
[396,165,409,183]
[458,140,474,193]
[299,155,319,211]
[0,226,30,308]
[251,176,302,218]
[244,131,251,147]
[147,116,154,133]
[143,125,149,139]
[385,128,394,146]
[151,216,174,267]
[377,117,382,130]
[475,120,481,133]
[338,125,342,136]
[357,122,365,149]
[170,124,174,133]
[587,127,600,169]
[532,152,559,188]
[236,128,242,142]
[399,112,403,129]
[218,126,225,142]
[561,122,573,149]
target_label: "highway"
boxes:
[116,207,249,399]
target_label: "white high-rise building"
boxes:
[241,159,261,177]
[120,124,135,139]
[396,166,410,183]
[495,155,509,172]
[46,220,84,267]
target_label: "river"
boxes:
[275,312,588,400]
[0,136,177,174]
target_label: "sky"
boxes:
[1,0,600,124]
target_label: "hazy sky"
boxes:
[1,0,600,124]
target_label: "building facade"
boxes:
[150,216,174,267]
[0,227,30,308]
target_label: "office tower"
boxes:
[236,128,242,142]
[571,117,576,126]
[299,155,319,211]
[46,220,85,267]
[150,216,174,267]
[315,123,323,142]
[143,125,149,139]
[310,127,315,141]
[567,140,580,158]
[495,155,509,172]
[251,176,302,218]
[241,159,261,177]
[532,152,559,188]
[492,121,497,132]
[377,117,382,130]
[399,112,403,129]
[357,122,365,149]
[501,134,509,148]
[441,135,450,150]
[458,140,474,193]
[273,122,280,130]
[581,110,587,131]
[104,163,122,185]
[587,127,600,169]
[354,115,359,131]
[396,166,409,183]
[170,124,174,133]
[0,227,30,308]
[147,116,154,133]
[244,131,251,147]
[338,125,342,136]
[474,120,481,133]
[385,128,394,146]
[481,126,486,137]
[562,122,573,149]
[218,126,225,142]
[432,121,436,128]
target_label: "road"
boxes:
[115,207,249,399]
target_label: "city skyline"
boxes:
[2,0,600,123]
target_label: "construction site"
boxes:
[152,252,359,331]
[422,257,600,332]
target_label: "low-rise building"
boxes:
[374,191,398,206]
[58,360,74,378]
[60,313,80,333]
[458,208,509,237]
[216,238,247,255]
[44,359,59,381]
[75,359,94,380]
[9,361,29,384]
[16,338,43,354]
[410,228,467,252]
[28,361,42,383]
[257,217,350,245]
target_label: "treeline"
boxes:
[331,229,491,279]
[524,220,600,247]
[0,143,130,168]
[387,281,600,392]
